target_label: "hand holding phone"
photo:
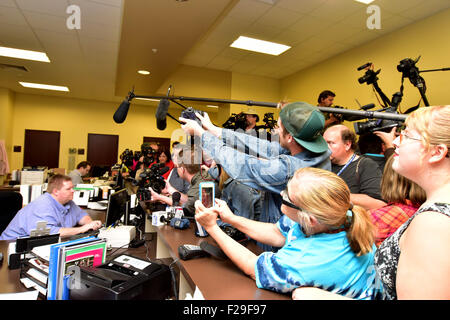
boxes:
[195,182,216,237]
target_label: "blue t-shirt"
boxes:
[0,192,87,240]
[255,215,384,300]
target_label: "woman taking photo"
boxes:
[195,167,384,299]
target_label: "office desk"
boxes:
[155,224,289,300]
[0,240,160,296]
[0,208,154,296]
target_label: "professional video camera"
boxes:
[120,149,134,168]
[140,143,158,166]
[353,108,401,135]
[262,112,277,130]
[132,163,168,201]
[222,112,247,130]
[222,112,278,131]
[354,62,402,135]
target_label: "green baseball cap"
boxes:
[279,102,328,153]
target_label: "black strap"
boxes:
[200,241,228,260]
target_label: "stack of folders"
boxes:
[20,236,107,300]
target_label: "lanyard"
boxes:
[336,153,356,176]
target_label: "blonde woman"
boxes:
[195,167,384,299]
[369,156,426,246]
[293,105,450,300]
[374,105,450,300]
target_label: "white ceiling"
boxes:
[0,0,449,102]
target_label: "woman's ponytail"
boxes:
[346,205,375,256]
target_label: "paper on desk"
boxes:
[184,286,205,300]
[0,290,39,300]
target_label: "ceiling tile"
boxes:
[15,0,70,17]
[244,23,284,41]
[207,55,239,70]
[308,0,363,23]
[68,0,122,26]
[287,14,335,35]
[22,10,72,34]
[228,0,272,23]
[398,0,450,20]
[77,20,121,41]
[376,0,428,15]
[276,0,328,14]
[0,6,29,27]
[87,0,122,8]
[0,24,42,50]
[255,6,304,29]
[0,0,16,8]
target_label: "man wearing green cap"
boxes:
[179,101,331,252]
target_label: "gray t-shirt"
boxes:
[68,169,83,186]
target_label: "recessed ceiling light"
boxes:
[19,82,69,92]
[138,70,150,75]
[354,0,375,4]
[230,36,290,56]
[0,46,50,62]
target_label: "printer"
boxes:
[69,254,172,300]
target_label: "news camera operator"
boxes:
[179,101,331,251]
[317,90,342,129]
[148,146,220,216]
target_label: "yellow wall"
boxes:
[230,72,281,125]
[281,9,450,114]
[0,88,15,183]
[10,93,215,171]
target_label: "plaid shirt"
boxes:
[369,200,419,247]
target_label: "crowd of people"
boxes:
[1,88,448,300]
[179,100,449,300]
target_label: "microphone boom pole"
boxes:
[130,93,408,122]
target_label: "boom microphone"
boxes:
[357,62,372,71]
[156,98,170,130]
[172,192,181,207]
[113,99,130,123]
[360,103,375,110]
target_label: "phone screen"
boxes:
[201,186,214,208]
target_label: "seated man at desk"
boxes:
[68,161,92,186]
[0,174,102,240]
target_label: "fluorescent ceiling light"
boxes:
[354,0,375,4]
[207,105,218,108]
[230,36,290,56]
[0,46,50,62]
[19,82,69,92]
[138,70,150,75]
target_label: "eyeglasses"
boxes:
[398,130,449,158]
[399,130,422,144]
[280,188,301,211]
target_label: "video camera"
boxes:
[132,163,168,201]
[120,149,134,168]
[353,108,400,135]
[222,112,247,130]
[354,62,402,135]
[262,112,277,130]
[222,112,277,131]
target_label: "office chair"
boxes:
[0,191,23,234]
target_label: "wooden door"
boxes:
[142,137,171,153]
[23,129,60,168]
[87,133,119,176]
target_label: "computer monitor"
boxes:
[105,188,129,227]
